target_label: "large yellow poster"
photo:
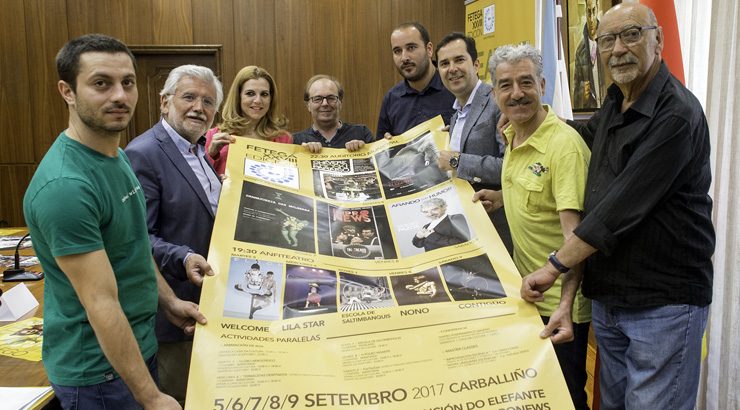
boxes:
[466,0,537,82]
[187,118,573,409]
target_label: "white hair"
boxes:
[160,64,224,110]
[488,44,544,86]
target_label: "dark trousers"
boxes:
[51,354,158,410]
[542,317,591,410]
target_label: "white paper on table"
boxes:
[0,284,39,321]
[0,386,53,410]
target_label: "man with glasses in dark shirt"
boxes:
[293,75,375,153]
[520,3,714,409]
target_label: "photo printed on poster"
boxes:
[389,185,473,258]
[316,203,398,260]
[311,158,382,202]
[375,132,449,199]
[223,257,283,321]
[338,273,394,312]
[234,181,315,253]
[390,267,451,306]
[282,265,338,319]
[440,254,506,301]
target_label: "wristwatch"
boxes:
[449,153,460,169]
[547,250,571,273]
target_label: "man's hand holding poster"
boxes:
[187,117,574,409]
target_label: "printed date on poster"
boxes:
[213,395,298,410]
[213,388,417,409]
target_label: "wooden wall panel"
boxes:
[25,0,70,161]
[430,0,466,50]
[66,0,154,43]
[274,0,322,131]
[375,1,400,113]
[233,0,277,74]
[0,0,34,164]
[391,0,434,36]
[153,0,194,44]
[192,0,235,92]
[0,166,36,228]
[335,0,389,130]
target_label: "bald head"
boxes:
[597,2,663,90]
[599,3,657,35]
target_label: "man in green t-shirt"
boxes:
[473,44,591,409]
[23,34,206,410]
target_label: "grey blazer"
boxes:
[449,82,504,189]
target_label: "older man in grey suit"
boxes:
[435,32,511,253]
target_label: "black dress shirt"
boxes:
[569,62,714,308]
[292,122,375,149]
[376,71,456,138]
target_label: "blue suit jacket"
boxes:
[125,121,218,342]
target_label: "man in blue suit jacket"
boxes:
[435,32,512,253]
[125,65,224,404]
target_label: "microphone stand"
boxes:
[3,233,43,282]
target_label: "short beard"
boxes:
[608,55,640,85]
[400,59,430,83]
[75,99,130,136]
[610,69,638,85]
[78,110,129,136]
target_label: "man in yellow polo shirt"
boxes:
[474,44,591,409]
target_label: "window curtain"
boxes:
[677,0,740,408]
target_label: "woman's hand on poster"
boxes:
[208,132,236,158]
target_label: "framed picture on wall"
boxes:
[564,0,620,112]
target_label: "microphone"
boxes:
[3,233,44,282]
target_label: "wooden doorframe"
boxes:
[129,44,223,75]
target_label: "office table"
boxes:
[0,230,53,408]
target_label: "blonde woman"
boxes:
[206,66,291,175]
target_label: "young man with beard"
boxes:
[377,22,456,139]
[23,34,206,409]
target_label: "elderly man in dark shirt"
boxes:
[521,3,714,409]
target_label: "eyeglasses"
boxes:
[596,26,658,51]
[172,92,217,110]
[307,95,340,105]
